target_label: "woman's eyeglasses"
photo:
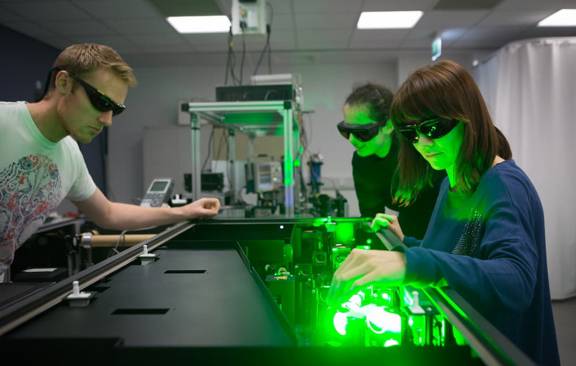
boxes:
[397,117,459,143]
[69,75,126,116]
[337,120,387,142]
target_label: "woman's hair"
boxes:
[45,43,137,97]
[345,83,393,122]
[390,59,511,205]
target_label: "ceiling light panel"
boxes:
[538,9,576,27]
[357,11,424,29]
[167,15,230,33]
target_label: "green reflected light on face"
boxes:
[343,103,391,157]
[413,121,464,173]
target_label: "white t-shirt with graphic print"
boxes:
[0,101,96,282]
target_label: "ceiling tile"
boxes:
[268,39,297,50]
[296,30,352,49]
[66,34,138,53]
[40,36,73,50]
[351,29,410,42]
[433,0,503,10]
[400,37,434,49]
[193,43,232,52]
[266,0,293,15]
[130,43,196,53]
[495,0,564,10]
[269,13,294,31]
[450,26,528,48]
[401,29,437,48]
[458,26,530,40]
[362,0,439,11]
[125,33,187,46]
[0,0,91,20]
[102,18,176,35]
[476,10,560,27]
[71,0,161,19]
[295,12,357,30]
[0,0,574,58]
[181,33,228,44]
[414,10,490,29]
[2,21,60,39]
[293,0,362,14]
[517,27,576,40]
[270,29,295,41]
[40,20,117,37]
[349,29,409,49]
[181,33,229,52]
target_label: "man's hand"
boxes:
[371,213,404,241]
[178,197,220,219]
[328,249,406,303]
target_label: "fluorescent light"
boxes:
[167,16,230,33]
[538,9,576,27]
[357,11,423,29]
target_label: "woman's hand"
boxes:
[371,213,404,241]
[328,249,406,303]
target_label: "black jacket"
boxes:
[352,140,444,239]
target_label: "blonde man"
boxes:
[0,44,220,282]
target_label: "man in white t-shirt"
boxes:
[0,43,220,282]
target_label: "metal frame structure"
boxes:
[185,101,299,217]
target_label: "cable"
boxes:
[253,25,271,75]
[267,28,272,74]
[224,27,233,85]
[112,229,128,255]
[267,2,274,74]
[253,3,273,76]
[225,28,241,86]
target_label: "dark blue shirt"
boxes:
[403,160,559,365]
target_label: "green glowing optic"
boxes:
[332,289,403,342]
[364,304,402,335]
[381,292,391,302]
[333,311,348,336]
[334,222,355,243]
[384,339,400,348]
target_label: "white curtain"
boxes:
[475,37,576,300]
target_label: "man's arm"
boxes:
[74,188,220,230]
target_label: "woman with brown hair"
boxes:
[331,60,559,365]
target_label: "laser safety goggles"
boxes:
[337,120,388,142]
[69,74,126,116]
[397,117,459,143]
[49,67,126,116]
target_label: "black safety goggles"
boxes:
[69,74,126,116]
[337,120,387,142]
[397,117,459,143]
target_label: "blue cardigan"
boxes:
[403,160,559,365]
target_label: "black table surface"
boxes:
[5,245,294,347]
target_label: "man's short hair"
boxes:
[48,43,137,94]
